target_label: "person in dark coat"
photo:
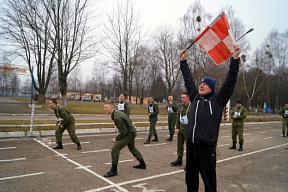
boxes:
[179,44,241,192]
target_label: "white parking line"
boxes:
[89,143,288,192]
[82,149,110,154]
[217,144,230,147]
[34,139,129,192]
[144,143,166,147]
[219,135,229,138]
[259,131,266,133]
[0,172,44,181]
[0,158,26,162]
[62,141,91,146]
[105,159,134,165]
[264,137,273,139]
[0,147,16,150]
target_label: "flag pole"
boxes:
[236,28,254,41]
[186,40,195,50]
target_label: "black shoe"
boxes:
[104,170,117,177]
[77,143,81,150]
[166,134,173,141]
[229,142,236,149]
[133,159,146,169]
[171,156,182,166]
[104,164,117,177]
[184,165,186,171]
[283,133,286,137]
[53,142,63,149]
[151,136,158,142]
[144,137,151,144]
[238,144,243,151]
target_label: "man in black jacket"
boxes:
[179,44,241,192]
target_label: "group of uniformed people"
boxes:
[48,91,249,179]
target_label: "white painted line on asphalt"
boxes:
[144,143,166,147]
[105,159,134,165]
[243,133,251,136]
[135,137,143,140]
[217,144,230,147]
[259,131,266,133]
[86,170,184,192]
[217,143,288,163]
[62,141,91,146]
[254,127,260,129]
[0,172,44,181]
[82,149,110,154]
[245,140,254,143]
[55,154,68,156]
[174,151,186,155]
[219,135,229,138]
[220,130,230,132]
[264,137,273,140]
[34,139,129,192]
[0,158,26,162]
[76,166,92,169]
[0,147,16,150]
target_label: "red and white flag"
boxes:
[194,13,236,65]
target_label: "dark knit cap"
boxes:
[200,77,217,93]
[236,98,242,104]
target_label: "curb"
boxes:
[0,126,169,138]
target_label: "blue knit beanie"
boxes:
[200,77,217,93]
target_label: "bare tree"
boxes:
[102,0,142,101]
[43,0,99,106]
[0,0,55,103]
[153,26,181,95]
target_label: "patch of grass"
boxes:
[8,97,169,115]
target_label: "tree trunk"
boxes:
[38,94,45,103]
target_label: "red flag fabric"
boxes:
[194,13,236,65]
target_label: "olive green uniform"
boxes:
[111,110,143,165]
[117,101,130,117]
[148,101,159,137]
[175,102,191,157]
[279,107,288,134]
[231,106,247,144]
[166,101,178,135]
[53,104,79,144]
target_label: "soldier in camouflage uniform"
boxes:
[171,93,191,167]
[279,103,288,137]
[103,101,146,177]
[117,93,130,117]
[144,97,159,144]
[166,95,178,141]
[229,99,247,151]
[48,99,81,150]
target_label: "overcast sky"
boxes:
[20,0,288,83]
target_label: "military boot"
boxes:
[229,142,236,149]
[144,137,151,144]
[104,164,117,177]
[283,132,286,137]
[133,159,146,169]
[238,143,243,151]
[166,134,173,141]
[151,136,158,142]
[171,156,182,166]
[77,143,81,150]
[52,142,63,149]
